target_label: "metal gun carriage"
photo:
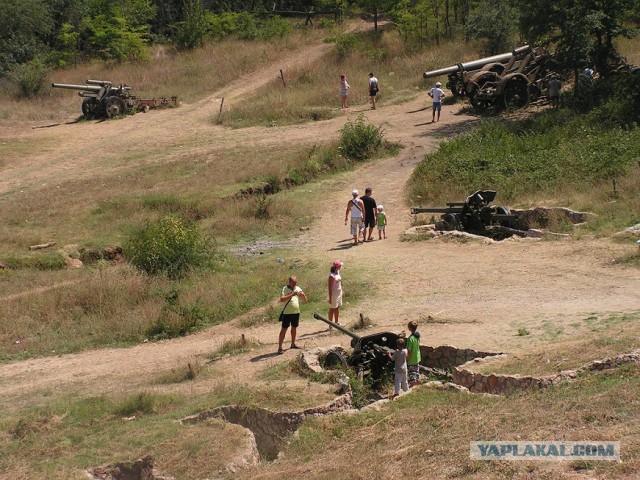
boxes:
[313,313,398,380]
[411,190,519,238]
[52,80,177,118]
[424,46,557,111]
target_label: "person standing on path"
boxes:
[428,81,446,122]
[547,75,561,108]
[368,72,379,109]
[345,189,365,246]
[376,205,387,239]
[360,187,377,242]
[388,337,409,398]
[277,275,308,354]
[406,320,421,387]
[328,260,343,328]
[340,74,350,109]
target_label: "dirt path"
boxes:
[1,32,640,411]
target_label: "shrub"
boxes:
[338,114,385,161]
[9,58,50,98]
[124,215,210,279]
[334,33,358,58]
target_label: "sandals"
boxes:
[290,344,301,349]
[277,348,284,355]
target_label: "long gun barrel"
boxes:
[51,83,103,92]
[423,45,531,79]
[313,313,360,342]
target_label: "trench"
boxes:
[179,392,352,461]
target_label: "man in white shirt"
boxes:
[428,81,446,122]
[368,73,379,110]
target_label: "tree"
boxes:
[355,0,396,32]
[517,0,638,77]
[0,0,53,76]
[467,1,518,54]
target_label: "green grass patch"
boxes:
[2,252,66,271]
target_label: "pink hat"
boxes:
[332,260,343,268]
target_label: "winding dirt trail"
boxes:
[1,30,640,412]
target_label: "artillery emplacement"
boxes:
[52,80,177,118]
[411,190,521,239]
[313,313,398,381]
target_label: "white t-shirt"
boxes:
[369,76,378,90]
[430,87,445,102]
[350,198,363,219]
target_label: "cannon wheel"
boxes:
[449,79,466,97]
[494,206,518,229]
[322,350,347,370]
[81,97,102,117]
[442,213,462,231]
[104,96,127,118]
[502,78,529,110]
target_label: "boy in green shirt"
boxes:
[406,320,421,387]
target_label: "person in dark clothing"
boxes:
[360,187,377,242]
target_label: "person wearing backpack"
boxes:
[368,72,379,109]
[277,275,308,354]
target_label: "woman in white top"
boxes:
[328,260,343,327]
[340,74,350,109]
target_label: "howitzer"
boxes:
[52,80,177,118]
[424,46,531,97]
[313,313,397,380]
[411,190,519,238]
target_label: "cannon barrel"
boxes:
[423,45,531,79]
[51,83,102,92]
[411,206,460,215]
[313,313,360,341]
[86,79,112,86]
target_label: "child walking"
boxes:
[388,337,409,398]
[406,320,421,387]
[376,205,387,239]
[340,74,350,109]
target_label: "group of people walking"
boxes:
[344,187,387,245]
[339,72,379,110]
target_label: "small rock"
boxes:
[276,258,285,263]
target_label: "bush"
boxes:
[333,33,358,58]
[338,114,385,161]
[124,215,210,279]
[9,58,50,97]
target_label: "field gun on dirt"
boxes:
[313,313,398,381]
[411,190,519,238]
[424,46,531,97]
[424,46,556,111]
[51,80,177,118]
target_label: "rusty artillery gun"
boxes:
[411,190,520,239]
[313,313,398,381]
[424,46,557,111]
[52,80,177,118]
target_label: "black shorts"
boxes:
[281,313,300,329]
[369,89,378,97]
[364,217,376,228]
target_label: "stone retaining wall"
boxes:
[453,349,640,394]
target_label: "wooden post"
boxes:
[217,97,225,123]
[279,69,286,88]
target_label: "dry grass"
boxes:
[242,365,640,479]
[222,30,480,127]
[476,311,640,376]
[0,27,327,124]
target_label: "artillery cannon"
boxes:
[424,46,557,111]
[52,80,177,118]
[411,190,519,238]
[313,313,398,381]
